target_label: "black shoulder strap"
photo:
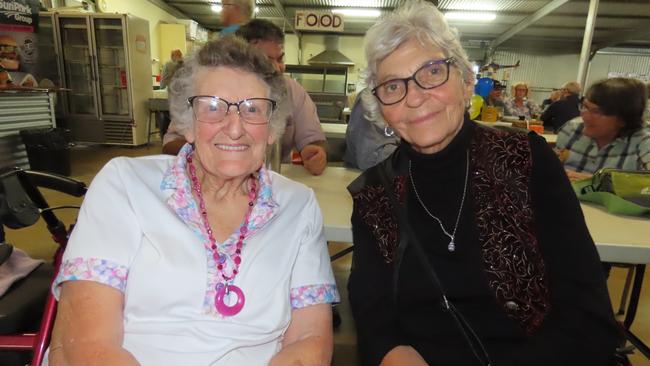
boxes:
[376,165,492,366]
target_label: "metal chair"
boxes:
[147,98,169,144]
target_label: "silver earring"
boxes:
[384,125,395,137]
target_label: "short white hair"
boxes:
[169,36,286,139]
[232,0,255,19]
[361,0,474,124]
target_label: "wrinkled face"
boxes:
[580,99,624,144]
[376,39,471,154]
[251,39,285,73]
[185,67,274,180]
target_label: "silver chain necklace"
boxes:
[408,150,469,252]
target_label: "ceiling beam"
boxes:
[592,21,650,51]
[488,0,571,53]
[270,0,298,36]
[146,0,189,19]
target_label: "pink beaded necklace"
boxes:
[187,152,257,316]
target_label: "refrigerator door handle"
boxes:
[92,54,99,83]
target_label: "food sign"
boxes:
[295,10,344,32]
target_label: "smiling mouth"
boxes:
[215,144,248,151]
[410,110,441,125]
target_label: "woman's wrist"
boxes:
[269,335,331,366]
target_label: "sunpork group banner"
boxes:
[0,0,40,87]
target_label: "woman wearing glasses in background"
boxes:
[347,1,623,365]
[504,81,541,120]
[556,77,649,182]
[48,37,338,366]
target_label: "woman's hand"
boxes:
[269,304,333,366]
[49,281,140,366]
[565,169,593,182]
[380,346,429,366]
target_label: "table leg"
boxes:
[622,264,649,359]
[330,245,354,262]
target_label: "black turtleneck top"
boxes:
[348,119,621,366]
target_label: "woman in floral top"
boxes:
[48,37,339,366]
[505,82,541,120]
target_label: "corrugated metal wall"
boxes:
[603,54,650,81]
[488,48,650,103]
[0,92,56,170]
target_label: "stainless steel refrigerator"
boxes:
[54,13,152,145]
[37,12,66,117]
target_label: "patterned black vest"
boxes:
[351,125,551,335]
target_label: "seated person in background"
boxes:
[48,37,339,366]
[504,81,541,119]
[485,79,505,108]
[556,77,649,182]
[541,81,581,133]
[344,89,399,170]
[347,2,622,365]
[541,89,561,110]
[163,20,327,176]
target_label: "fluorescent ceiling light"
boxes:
[444,11,496,21]
[211,3,258,13]
[332,8,381,17]
[448,2,497,11]
[333,0,374,6]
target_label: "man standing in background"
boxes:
[157,49,183,137]
[160,49,183,89]
[219,0,255,36]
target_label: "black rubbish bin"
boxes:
[19,128,72,176]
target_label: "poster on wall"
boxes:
[608,71,650,83]
[0,0,40,88]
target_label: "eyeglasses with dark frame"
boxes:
[372,57,456,106]
[187,96,277,125]
[579,98,606,116]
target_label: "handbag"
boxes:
[573,169,650,216]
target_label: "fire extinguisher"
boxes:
[120,70,127,88]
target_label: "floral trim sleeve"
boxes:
[290,284,340,309]
[52,257,128,299]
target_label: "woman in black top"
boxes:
[347,1,623,365]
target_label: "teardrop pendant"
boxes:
[448,239,455,252]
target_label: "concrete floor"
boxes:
[4,140,649,365]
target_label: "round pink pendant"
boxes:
[215,285,245,316]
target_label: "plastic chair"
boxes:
[0,167,86,366]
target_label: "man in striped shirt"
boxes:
[556,78,649,181]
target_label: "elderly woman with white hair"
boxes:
[48,36,338,366]
[347,1,623,365]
